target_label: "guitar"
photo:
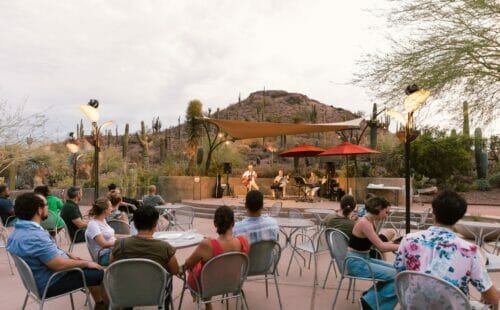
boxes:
[241,176,252,186]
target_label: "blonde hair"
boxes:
[89,197,110,216]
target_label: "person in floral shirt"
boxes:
[394,190,498,307]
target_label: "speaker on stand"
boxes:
[223,162,233,197]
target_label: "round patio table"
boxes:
[153,231,204,249]
[155,204,186,211]
[456,220,500,247]
[305,208,336,226]
[275,217,315,248]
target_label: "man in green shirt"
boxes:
[34,186,65,230]
[61,186,88,243]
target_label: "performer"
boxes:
[241,164,259,191]
[305,171,321,201]
[271,169,289,199]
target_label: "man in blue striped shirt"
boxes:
[233,190,278,244]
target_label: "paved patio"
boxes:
[1,214,498,309]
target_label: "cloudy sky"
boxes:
[1,1,400,139]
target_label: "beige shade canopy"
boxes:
[203,117,363,140]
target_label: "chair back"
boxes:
[269,202,282,217]
[288,208,303,219]
[10,254,41,299]
[247,240,281,276]
[84,231,98,262]
[175,206,194,225]
[105,258,168,308]
[107,220,131,234]
[419,207,431,224]
[325,228,349,273]
[395,271,471,310]
[40,210,58,232]
[5,216,17,228]
[199,252,249,299]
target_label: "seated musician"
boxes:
[241,164,259,191]
[305,171,321,201]
[271,169,289,199]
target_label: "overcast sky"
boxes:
[3,0,464,141]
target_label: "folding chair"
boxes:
[178,252,249,310]
[0,226,14,275]
[243,240,283,309]
[107,220,131,235]
[104,258,172,310]
[167,205,194,231]
[395,271,472,310]
[10,253,93,310]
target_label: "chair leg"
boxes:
[332,277,344,310]
[178,285,186,310]
[85,290,93,310]
[346,278,353,300]
[352,279,356,303]
[22,292,29,310]
[265,274,269,297]
[242,290,250,310]
[274,272,283,310]
[69,293,75,310]
[322,261,333,289]
[6,250,14,275]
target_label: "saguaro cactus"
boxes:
[122,123,129,159]
[159,130,169,163]
[136,121,150,168]
[474,128,488,179]
[78,119,84,139]
[369,103,378,149]
[463,101,470,137]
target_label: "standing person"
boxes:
[241,164,259,191]
[60,186,88,243]
[142,185,166,207]
[184,206,249,310]
[346,196,399,310]
[7,192,108,308]
[0,184,14,225]
[233,190,278,244]
[394,190,498,308]
[34,186,65,233]
[271,169,288,199]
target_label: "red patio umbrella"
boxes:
[279,144,326,157]
[318,141,381,190]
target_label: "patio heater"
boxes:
[80,99,113,201]
[386,85,430,234]
[65,137,81,186]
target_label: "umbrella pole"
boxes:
[346,155,349,193]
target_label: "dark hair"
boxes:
[432,190,467,225]
[364,193,376,203]
[365,196,390,215]
[214,205,234,235]
[107,183,117,191]
[88,197,110,217]
[0,184,8,194]
[108,190,122,206]
[14,192,45,220]
[34,185,50,198]
[67,186,81,199]
[340,195,356,217]
[245,190,263,212]
[133,206,159,231]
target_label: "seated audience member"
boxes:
[142,185,166,207]
[347,196,399,310]
[107,190,129,222]
[7,192,107,307]
[85,198,121,266]
[34,185,65,234]
[270,169,288,199]
[233,190,278,244]
[394,190,498,308]
[324,194,358,239]
[107,183,142,210]
[184,206,249,310]
[60,186,88,243]
[357,193,376,218]
[0,184,14,225]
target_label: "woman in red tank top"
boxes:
[184,206,249,308]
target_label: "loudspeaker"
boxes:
[223,162,232,174]
[326,162,335,175]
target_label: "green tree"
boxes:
[355,0,500,124]
[185,100,203,175]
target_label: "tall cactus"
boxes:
[122,123,129,159]
[463,101,470,137]
[369,103,378,149]
[136,121,150,168]
[474,128,488,179]
[78,119,84,139]
[160,130,169,163]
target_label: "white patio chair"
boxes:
[107,219,131,235]
[10,253,93,310]
[328,228,385,310]
[178,252,249,310]
[104,258,172,309]
[243,240,283,309]
[395,271,472,310]
[167,205,194,231]
[268,201,282,217]
[0,226,14,275]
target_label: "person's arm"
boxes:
[360,220,399,252]
[166,255,180,276]
[72,217,88,229]
[93,234,115,249]
[45,255,103,271]
[184,239,211,270]
[481,286,499,308]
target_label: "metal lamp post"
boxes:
[80,100,112,201]
[65,142,81,186]
[386,85,430,234]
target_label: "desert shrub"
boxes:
[489,172,500,188]
[472,179,491,191]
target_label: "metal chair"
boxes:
[10,253,92,310]
[395,271,472,310]
[59,219,86,253]
[243,240,283,309]
[485,252,500,273]
[107,219,131,234]
[328,228,384,310]
[104,258,172,309]
[167,205,194,231]
[0,226,14,275]
[5,215,18,228]
[268,201,282,217]
[178,252,249,310]
[397,207,431,232]
[288,208,303,219]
